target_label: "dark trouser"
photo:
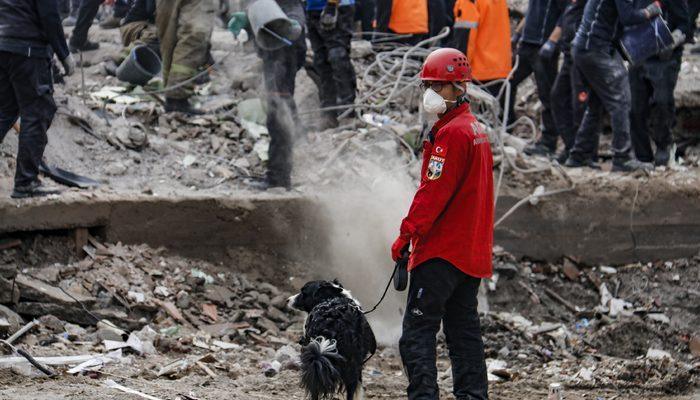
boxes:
[258,35,306,187]
[570,47,632,164]
[0,53,56,188]
[429,0,450,38]
[399,258,487,400]
[509,42,559,150]
[71,0,132,46]
[550,50,587,154]
[59,0,81,18]
[307,6,357,119]
[355,0,376,33]
[629,54,681,163]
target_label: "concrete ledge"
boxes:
[495,182,700,264]
[0,192,326,262]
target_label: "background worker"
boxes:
[565,0,663,171]
[69,0,134,52]
[103,0,159,76]
[392,48,493,400]
[510,0,565,157]
[451,0,512,98]
[629,0,691,167]
[0,0,75,198]
[231,0,306,190]
[549,0,588,163]
[156,0,216,115]
[306,0,357,129]
[377,0,429,42]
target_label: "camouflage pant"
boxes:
[117,21,160,64]
[156,0,216,99]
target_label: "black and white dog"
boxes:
[288,280,377,400]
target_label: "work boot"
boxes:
[247,178,291,191]
[11,181,61,199]
[556,149,570,164]
[62,15,77,27]
[164,98,204,115]
[611,159,654,172]
[654,147,670,167]
[69,40,100,53]
[523,141,555,157]
[99,15,122,29]
[564,155,601,169]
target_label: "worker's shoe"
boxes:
[62,15,77,27]
[611,159,654,172]
[164,98,204,115]
[555,149,570,164]
[564,156,601,169]
[247,178,291,191]
[69,40,100,53]
[523,142,555,157]
[654,147,670,167]
[99,16,122,29]
[11,181,61,199]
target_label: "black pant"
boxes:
[71,0,132,47]
[570,47,632,164]
[550,50,587,154]
[307,6,357,118]
[0,53,56,188]
[355,0,376,33]
[399,258,487,400]
[258,36,306,187]
[509,42,559,150]
[629,55,681,163]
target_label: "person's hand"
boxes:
[511,31,522,50]
[539,40,558,60]
[228,12,249,37]
[391,236,410,262]
[659,29,686,59]
[644,1,662,19]
[320,3,339,31]
[61,55,75,76]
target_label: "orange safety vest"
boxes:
[453,0,512,81]
[389,0,429,35]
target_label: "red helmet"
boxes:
[420,48,472,82]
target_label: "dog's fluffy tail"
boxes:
[300,337,345,400]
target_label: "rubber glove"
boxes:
[391,236,410,262]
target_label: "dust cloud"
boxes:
[297,135,419,345]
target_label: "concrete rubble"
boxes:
[0,234,696,398]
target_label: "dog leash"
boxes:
[362,263,398,316]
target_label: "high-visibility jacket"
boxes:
[454,0,512,81]
[389,0,429,34]
[399,103,494,278]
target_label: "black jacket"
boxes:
[559,0,588,47]
[123,0,156,25]
[522,0,566,45]
[0,0,69,60]
[572,0,649,51]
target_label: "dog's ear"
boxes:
[332,279,343,288]
[318,281,343,299]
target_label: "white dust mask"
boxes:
[423,88,447,114]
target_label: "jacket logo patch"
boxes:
[427,155,444,180]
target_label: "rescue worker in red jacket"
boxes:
[391,48,494,400]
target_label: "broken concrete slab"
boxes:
[15,274,95,305]
[0,304,24,334]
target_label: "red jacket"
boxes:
[400,102,494,278]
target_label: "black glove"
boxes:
[61,54,76,76]
[511,31,522,50]
[659,29,686,60]
[644,1,662,19]
[320,2,339,31]
[539,40,558,60]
